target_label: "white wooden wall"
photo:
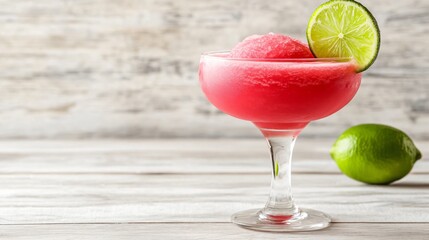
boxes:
[0,0,427,139]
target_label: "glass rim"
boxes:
[201,50,353,63]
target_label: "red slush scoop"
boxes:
[231,33,314,59]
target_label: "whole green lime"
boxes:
[330,124,422,185]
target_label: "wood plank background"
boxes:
[2,223,429,240]
[0,139,427,239]
[0,0,427,139]
[0,139,427,225]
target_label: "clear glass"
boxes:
[199,52,362,232]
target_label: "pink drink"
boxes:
[199,52,361,134]
[199,34,364,230]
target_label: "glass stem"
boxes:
[260,134,299,220]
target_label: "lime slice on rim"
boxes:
[306,0,380,72]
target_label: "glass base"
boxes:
[231,208,331,232]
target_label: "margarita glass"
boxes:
[199,51,361,232]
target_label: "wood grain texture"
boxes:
[0,0,427,139]
[1,173,428,224]
[0,139,427,174]
[0,139,427,239]
[0,140,427,225]
[1,223,429,240]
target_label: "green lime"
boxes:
[306,0,380,72]
[330,124,422,185]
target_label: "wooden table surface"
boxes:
[0,139,428,239]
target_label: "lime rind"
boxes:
[306,0,380,72]
[330,124,421,185]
